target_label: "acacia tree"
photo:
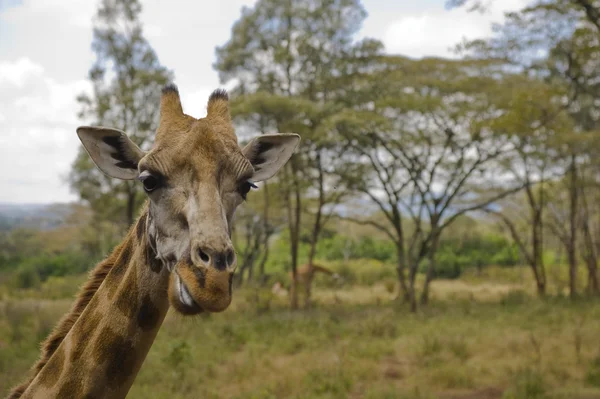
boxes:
[479,74,573,296]
[69,0,173,232]
[215,0,382,308]
[334,56,524,310]
[458,0,600,297]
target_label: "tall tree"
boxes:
[215,0,382,308]
[458,0,600,297]
[335,56,524,310]
[69,0,173,232]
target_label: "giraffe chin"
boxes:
[167,261,234,315]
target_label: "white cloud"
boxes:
[383,0,531,58]
[0,0,531,204]
[0,0,256,204]
[0,57,92,203]
[0,57,44,87]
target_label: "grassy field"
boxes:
[2,266,600,398]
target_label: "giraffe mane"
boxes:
[7,238,129,398]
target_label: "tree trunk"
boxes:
[492,193,546,296]
[305,150,325,308]
[420,231,440,306]
[585,256,599,294]
[580,184,599,295]
[407,248,420,312]
[499,178,547,296]
[258,239,270,285]
[568,155,578,299]
[408,277,417,313]
[247,252,255,282]
[258,182,271,282]
[395,244,410,303]
[532,207,547,296]
[285,159,301,310]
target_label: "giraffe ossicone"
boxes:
[9,85,300,399]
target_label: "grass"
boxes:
[2,266,600,398]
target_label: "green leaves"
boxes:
[69,0,173,229]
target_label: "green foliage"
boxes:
[68,0,173,228]
[435,231,520,279]
[7,251,88,290]
[316,234,395,262]
[0,228,42,271]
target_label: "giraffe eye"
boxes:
[238,181,257,200]
[139,171,162,193]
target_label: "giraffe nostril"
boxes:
[226,249,235,267]
[198,248,210,264]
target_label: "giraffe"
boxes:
[287,263,341,307]
[7,84,300,399]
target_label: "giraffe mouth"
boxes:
[175,273,203,313]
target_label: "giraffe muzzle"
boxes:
[168,256,234,315]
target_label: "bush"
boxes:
[12,266,41,289]
[257,221,519,282]
[317,235,395,262]
[432,231,520,279]
[7,250,88,290]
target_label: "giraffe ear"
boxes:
[241,133,301,182]
[77,126,146,180]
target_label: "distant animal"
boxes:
[290,263,341,286]
[288,263,341,307]
[270,264,341,302]
[8,85,300,399]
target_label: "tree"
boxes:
[231,177,287,286]
[69,0,173,231]
[334,56,524,310]
[215,0,382,308]
[458,0,600,297]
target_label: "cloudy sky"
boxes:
[0,0,529,204]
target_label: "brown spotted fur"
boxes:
[289,263,335,284]
[8,86,297,399]
[7,216,144,398]
[7,88,238,398]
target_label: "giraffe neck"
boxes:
[19,210,170,399]
[311,264,333,275]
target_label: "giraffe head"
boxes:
[76,84,299,315]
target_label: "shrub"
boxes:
[11,266,41,289]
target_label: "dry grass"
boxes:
[2,268,600,398]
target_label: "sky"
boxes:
[0,0,530,204]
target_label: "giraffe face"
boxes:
[76,85,300,315]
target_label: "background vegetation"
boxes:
[3,0,600,397]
